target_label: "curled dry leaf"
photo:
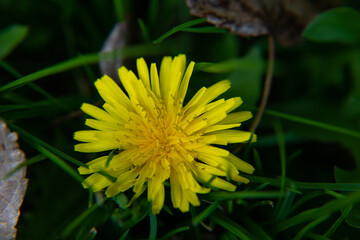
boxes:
[0,120,28,240]
[99,22,127,82]
[186,0,337,45]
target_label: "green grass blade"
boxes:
[148,0,159,29]
[35,144,84,184]
[247,175,360,191]
[324,205,352,238]
[211,214,255,240]
[276,191,297,222]
[182,27,227,33]
[153,18,206,44]
[0,24,28,59]
[190,206,202,240]
[266,109,360,139]
[241,216,272,240]
[274,121,286,196]
[307,233,331,240]
[161,226,190,240]
[196,58,264,73]
[113,0,125,22]
[277,191,360,232]
[118,229,129,240]
[138,19,151,42]
[62,204,99,238]
[293,216,329,240]
[205,191,285,201]
[0,43,168,93]
[0,53,98,93]
[253,148,263,175]
[192,201,219,226]
[6,121,87,167]
[5,154,46,178]
[0,60,71,111]
[149,211,157,240]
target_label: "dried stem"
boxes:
[233,35,275,154]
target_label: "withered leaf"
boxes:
[99,22,127,82]
[0,120,28,240]
[186,0,337,45]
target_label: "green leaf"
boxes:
[0,24,28,60]
[303,7,360,44]
[153,18,207,44]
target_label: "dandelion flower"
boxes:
[74,55,255,214]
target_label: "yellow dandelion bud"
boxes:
[74,55,255,214]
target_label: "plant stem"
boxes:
[233,35,275,154]
[250,35,275,133]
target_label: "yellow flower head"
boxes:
[74,55,255,214]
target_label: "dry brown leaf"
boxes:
[186,0,337,45]
[0,120,28,240]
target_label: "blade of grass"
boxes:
[293,216,329,240]
[138,19,151,42]
[196,58,264,74]
[62,204,99,238]
[35,144,84,184]
[277,191,360,232]
[241,216,272,240]
[276,191,297,222]
[307,233,331,240]
[148,0,159,30]
[182,27,227,33]
[6,121,87,167]
[0,60,71,111]
[153,18,206,44]
[274,120,286,196]
[247,175,360,191]
[291,191,326,213]
[5,153,46,178]
[221,231,239,240]
[161,226,190,240]
[190,206,201,240]
[266,109,360,139]
[253,148,263,175]
[118,229,129,240]
[205,191,285,201]
[192,201,219,226]
[113,0,125,22]
[0,43,169,93]
[273,121,287,221]
[149,211,157,240]
[211,214,255,240]
[324,205,352,238]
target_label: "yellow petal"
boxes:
[75,142,119,153]
[74,130,98,142]
[82,173,112,192]
[226,153,255,174]
[81,103,117,123]
[137,57,150,89]
[150,63,161,97]
[211,130,254,145]
[177,61,195,103]
[218,111,253,125]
